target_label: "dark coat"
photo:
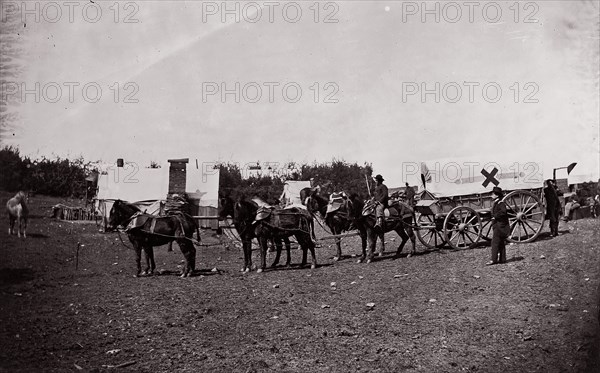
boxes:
[373,183,389,207]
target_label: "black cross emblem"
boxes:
[481,167,499,187]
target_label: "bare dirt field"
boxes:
[1,191,599,372]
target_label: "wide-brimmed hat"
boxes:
[492,186,503,196]
[374,174,384,182]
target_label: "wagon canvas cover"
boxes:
[420,158,544,198]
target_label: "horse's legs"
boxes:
[395,224,409,258]
[8,215,15,235]
[405,218,416,256]
[306,237,317,269]
[332,226,342,261]
[16,214,22,238]
[142,247,153,275]
[365,228,376,263]
[21,217,27,238]
[133,243,143,277]
[257,236,268,273]
[243,239,252,272]
[283,237,291,267]
[377,228,386,256]
[271,238,282,268]
[178,240,195,277]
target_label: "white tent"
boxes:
[279,180,312,207]
[95,160,220,229]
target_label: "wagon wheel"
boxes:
[479,214,494,241]
[503,190,544,243]
[443,206,482,250]
[415,213,446,249]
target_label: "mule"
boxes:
[303,188,367,261]
[253,202,317,273]
[360,198,416,263]
[107,200,199,277]
[7,191,29,238]
[218,197,292,272]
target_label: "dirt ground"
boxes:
[1,191,599,372]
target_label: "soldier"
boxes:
[543,179,560,236]
[487,186,509,265]
[373,174,388,228]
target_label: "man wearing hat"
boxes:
[373,174,389,228]
[487,186,509,265]
[543,179,561,236]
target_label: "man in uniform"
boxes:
[487,186,509,265]
[373,174,388,228]
[543,179,560,236]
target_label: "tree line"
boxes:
[1,146,374,200]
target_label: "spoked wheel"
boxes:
[480,214,494,241]
[415,213,446,249]
[503,190,544,243]
[443,206,482,250]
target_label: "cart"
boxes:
[414,160,546,250]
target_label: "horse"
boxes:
[218,196,292,272]
[360,198,416,263]
[107,200,199,277]
[303,188,367,261]
[253,201,317,273]
[6,191,29,238]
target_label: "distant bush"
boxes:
[218,159,373,202]
[0,146,94,197]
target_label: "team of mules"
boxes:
[218,196,316,273]
[106,200,199,277]
[6,191,29,238]
[303,187,416,263]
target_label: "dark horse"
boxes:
[107,200,199,277]
[361,198,416,263]
[253,199,317,273]
[303,188,367,261]
[219,197,293,273]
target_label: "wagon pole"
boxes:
[365,174,371,197]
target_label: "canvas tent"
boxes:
[279,180,312,207]
[95,160,220,229]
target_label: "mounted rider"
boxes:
[373,174,389,228]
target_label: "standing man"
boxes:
[487,186,509,265]
[544,179,560,236]
[373,174,388,228]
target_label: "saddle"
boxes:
[254,206,276,222]
[326,192,348,215]
[126,212,185,233]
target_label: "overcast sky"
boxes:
[1,0,598,187]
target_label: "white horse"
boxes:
[7,191,29,238]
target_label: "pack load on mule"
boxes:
[107,195,199,277]
[218,196,315,273]
[360,174,417,263]
[302,187,367,261]
[414,159,545,250]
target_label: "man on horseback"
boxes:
[373,174,388,228]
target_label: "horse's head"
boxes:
[14,191,28,203]
[107,200,138,231]
[218,196,235,220]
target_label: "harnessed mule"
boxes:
[361,198,416,263]
[107,200,199,277]
[304,189,367,261]
[6,191,29,238]
[219,197,293,273]
[252,199,317,273]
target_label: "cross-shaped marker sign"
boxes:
[481,167,499,187]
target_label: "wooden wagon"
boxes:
[414,160,546,250]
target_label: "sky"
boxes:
[1,0,599,187]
